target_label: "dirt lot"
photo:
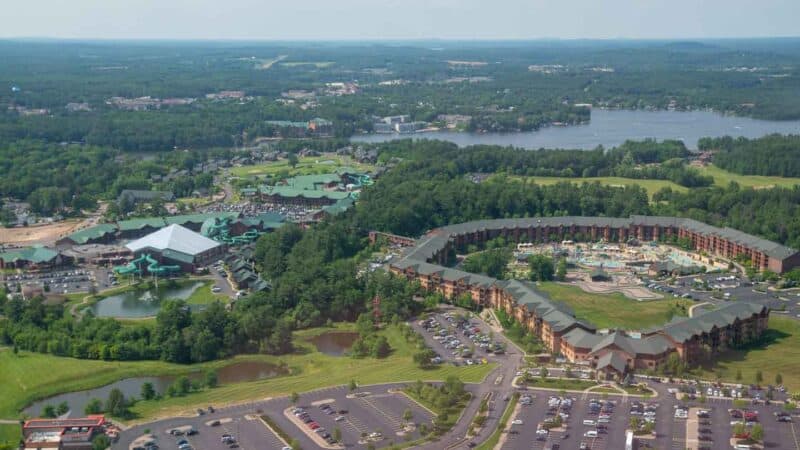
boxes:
[0,220,82,245]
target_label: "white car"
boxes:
[512,419,523,425]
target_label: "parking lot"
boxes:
[411,307,511,367]
[1,267,94,295]
[117,384,435,450]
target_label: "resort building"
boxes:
[22,415,109,450]
[389,215,777,377]
[125,224,225,272]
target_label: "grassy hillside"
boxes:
[697,164,800,189]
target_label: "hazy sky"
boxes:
[4,0,799,40]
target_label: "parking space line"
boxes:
[356,397,404,430]
[791,421,800,450]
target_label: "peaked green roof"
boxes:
[0,246,59,264]
[284,174,341,191]
[118,217,167,231]
[258,185,350,200]
[64,223,118,244]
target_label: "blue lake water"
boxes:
[351,109,800,150]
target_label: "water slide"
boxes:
[202,217,261,245]
[113,253,181,275]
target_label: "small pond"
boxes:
[90,282,205,318]
[309,331,359,356]
[24,361,287,417]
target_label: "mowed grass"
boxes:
[0,324,494,424]
[693,315,800,391]
[129,324,494,423]
[184,280,228,305]
[229,155,375,178]
[503,175,687,198]
[0,424,20,446]
[697,164,800,189]
[535,282,692,330]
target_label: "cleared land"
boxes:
[229,155,375,178]
[693,315,800,391]
[0,220,83,245]
[504,175,687,198]
[697,164,800,189]
[0,324,493,423]
[535,282,691,330]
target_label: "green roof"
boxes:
[0,246,60,264]
[321,197,356,216]
[259,185,350,200]
[64,223,118,244]
[165,212,239,226]
[117,217,167,231]
[284,174,341,191]
[265,120,308,128]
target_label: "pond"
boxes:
[351,109,800,150]
[309,331,359,356]
[24,361,288,417]
[90,282,205,318]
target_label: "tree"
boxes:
[333,426,342,443]
[528,254,555,282]
[140,382,156,401]
[105,388,128,418]
[42,404,56,418]
[84,398,103,415]
[349,379,358,393]
[205,370,219,388]
[403,408,413,423]
[371,335,392,358]
[775,373,783,385]
[56,401,70,416]
[288,153,299,169]
[736,370,742,381]
[290,392,300,405]
[751,423,764,442]
[755,370,763,384]
[92,434,111,450]
[555,258,568,281]
[540,367,549,379]
[289,438,301,450]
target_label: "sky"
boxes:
[3,0,799,40]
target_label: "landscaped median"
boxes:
[475,392,519,450]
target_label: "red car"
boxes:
[309,422,320,430]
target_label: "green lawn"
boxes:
[523,378,597,391]
[0,424,20,446]
[535,282,692,330]
[185,280,228,305]
[0,324,494,424]
[697,164,800,189]
[229,155,374,178]
[692,315,800,391]
[504,175,687,198]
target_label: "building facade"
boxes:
[390,216,775,375]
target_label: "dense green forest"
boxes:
[1,40,800,151]
[701,134,800,177]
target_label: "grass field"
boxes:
[504,175,687,198]
[229,154,375,178]
[184,280,228,305]
[0,324,494,424]
[535,282,692,330]
[697,164,800,189]
[693,315,800,391]
[0,424,20,446]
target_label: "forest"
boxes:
[1,39,800,152]
[701,134,800,177]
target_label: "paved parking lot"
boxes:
[116,384,435,450]
[2,267,94,295]
[410,307,511,367]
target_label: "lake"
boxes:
[351,109,800,150]
[90,282,205,318]
[309,331,359,356]
[24,361,288,417]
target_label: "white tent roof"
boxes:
[126,224,220,256]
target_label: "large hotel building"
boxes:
[390,215,785,378]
